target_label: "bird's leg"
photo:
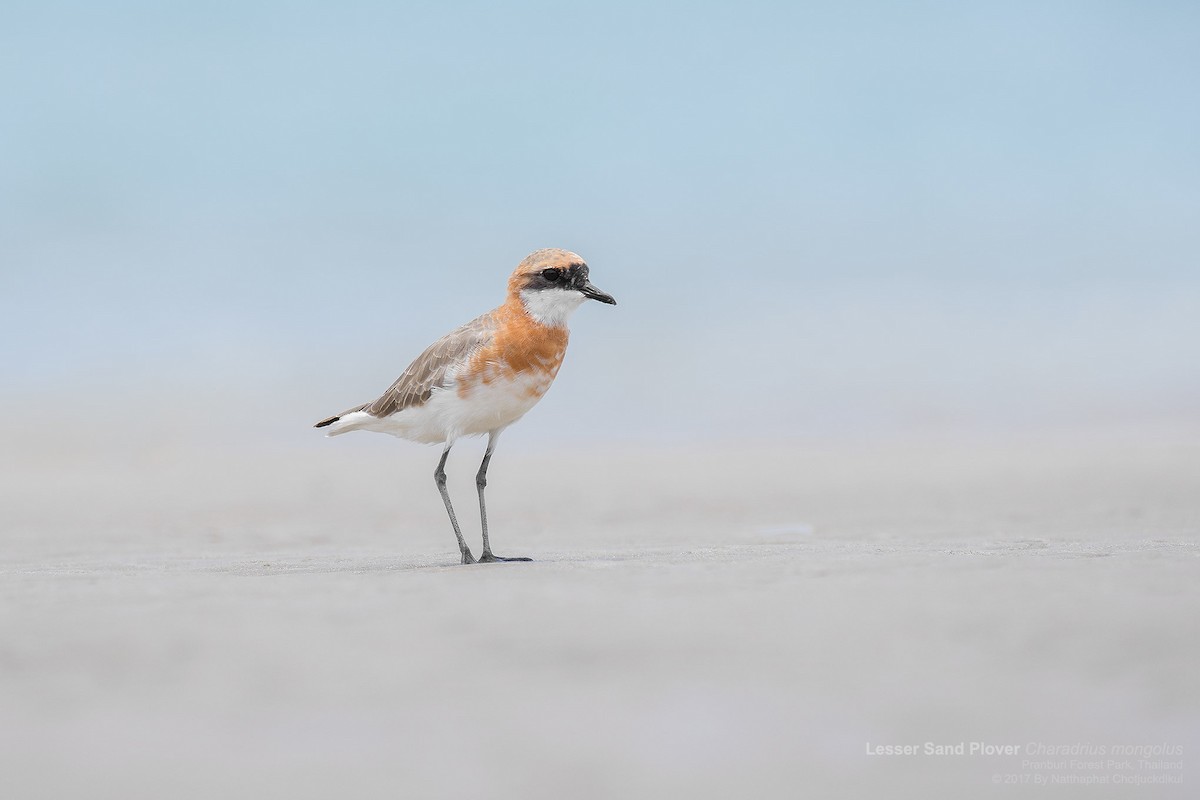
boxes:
[477,433,532,563]
[434,445,476,565]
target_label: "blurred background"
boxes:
[4,5,1199,798]
[3,0,1197,450]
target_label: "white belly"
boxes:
[334,370,554,444]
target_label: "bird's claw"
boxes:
[478,552,533,563]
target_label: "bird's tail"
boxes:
[314,404,370,436]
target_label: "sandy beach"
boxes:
[2,424,1196,798]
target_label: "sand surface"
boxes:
[2,426,1197,798]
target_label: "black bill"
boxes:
[580,281,617,305]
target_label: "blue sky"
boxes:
[2,1,1198,441]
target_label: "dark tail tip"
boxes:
[314,415,340,428]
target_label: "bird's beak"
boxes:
[580,281,616,305]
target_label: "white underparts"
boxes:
[520,288,586,327]
[324,367,557,444]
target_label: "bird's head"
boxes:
[508,248,616,327]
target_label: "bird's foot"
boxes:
[478,552,533,563]
[460,549,477,565]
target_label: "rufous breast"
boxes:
[457,303,569,401]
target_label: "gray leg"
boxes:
[477,432,531,563]
[434,444,476,564]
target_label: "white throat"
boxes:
[520,288,586,327]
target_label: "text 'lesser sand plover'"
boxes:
[314,248,616,564]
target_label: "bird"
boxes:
[314,248,616,565]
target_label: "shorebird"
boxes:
[314,248,616,564]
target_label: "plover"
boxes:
[314,248,616,564]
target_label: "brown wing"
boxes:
[363,312,498,418]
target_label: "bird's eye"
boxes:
[541,268,561,281]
